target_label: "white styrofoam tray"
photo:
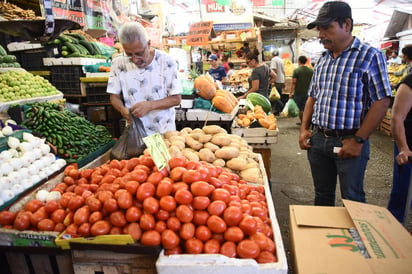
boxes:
[0,92,64,112]
[7,42,43,52]
[43,57,107,66]
[156,154,288,274]
[186,104,239,121]
[231,119,279,144]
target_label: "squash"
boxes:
[194,75,216,100]
[212,90,238,113]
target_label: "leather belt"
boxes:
[312,125,358,137]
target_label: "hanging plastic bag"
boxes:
[269,86,281,101]
[111,111,147,160]
[280,99,289,117]
[288,98,299,117]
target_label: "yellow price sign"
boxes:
[143,133,171,171]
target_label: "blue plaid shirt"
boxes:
[309,37,391,130]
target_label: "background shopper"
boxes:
[270,49,285,114]
[299,1,392,206]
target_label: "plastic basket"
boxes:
[50,65,84,95]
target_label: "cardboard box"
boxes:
[289,200,412,274]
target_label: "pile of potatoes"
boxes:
[162,125,264,184]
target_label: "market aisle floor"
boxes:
[269,116,394,273]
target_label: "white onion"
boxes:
[22,151,35,164]
[0,198,4,206]
[36,189,49,202]
[22,179,32,189]
[8,171,21,182]
[0,162,13,176]
[22,132,35,142]
[38,170,47,179]
[0,189,14,201]
[19,167,30,178]
[30,174,41,184]
[19,142,33,153]
[33,148,42,159]
[2,126,13,136]
[0,150,12,162]
[46,191,61,202]
[55,158,67,168]
[27,164,39,176]
[8,148,18,157]
[39,143,51,155]
[7,136,20,149]
[9,158,23,171]
[11,184,23,195]
[5,119,17,126]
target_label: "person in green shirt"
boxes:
[289,56,313,124]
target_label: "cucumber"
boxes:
[79,40,95,55]
[246,93,272,113]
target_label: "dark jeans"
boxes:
[307,132,370,206]
[387,143,412,222]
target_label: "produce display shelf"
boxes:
[231,119,279,145]
[156,153,288,274]
[0,92,64,112]
[186,104,239,121]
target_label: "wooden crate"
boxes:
[71,249,157,274]
[231,120,278,144]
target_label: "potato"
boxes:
[182,148,199,162]
[181,127,193,135]
[190,132,205,140]
[204,142,220,152]
[171,140,186,150]
[198,134,213,143]
[240,167,261,184]
[198,148,216,163]
[213,158,226,167]
[169,145,183,158]
[214,146,240,160]
[191,128,204,135]
[202,125,227,135]
[226,157,248,171]
[163,130,179,139]
[211,133,232,146]
[185,135,203,150]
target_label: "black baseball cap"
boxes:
[307,1,352,29]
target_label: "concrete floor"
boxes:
[269,116,396,273]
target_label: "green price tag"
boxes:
[143,133,171,171]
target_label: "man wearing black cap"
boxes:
[298,1,392,206]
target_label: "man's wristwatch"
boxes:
[353,135,365,144]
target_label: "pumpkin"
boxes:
[194,75,216,100]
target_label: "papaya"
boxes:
[194,75,216,100]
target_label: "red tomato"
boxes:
[86,197,102,212]
[156,180,173,197]
[207,215,227,234]
[207,200,226,216]
[109,211,127,227]
[54,223,65,233]
[249,232,270,251]
[143,197,159,214]
[103,198,118,213]
[165,246,182,255]
[220,241,237,258]
[239,215,258,235]
[89,211,103,224]
[190,181,214,196]
[161,229,180,249]
[223,206,243,226]
[44,200,60,214]
[117,191,133,209]
[51,209,66,224]
[166,216,181,232]
[129,169,148,183]
[140,213,155,231]
[175,205,194,223]
[24,199,44,213]
[73,206,90,225]
[125,222,142,240]
[90,220,111,236]
[101,174,117,185]
[78,222,91,237]
[109,159,123,170]
[110,226,123,235]
[126,157,140,171]
[125,206,142,222]
[0,211,16,226]
[184,238,203,254]
[237,239,260,259]
[141,230,161,246]
[30,207,47,227]
[257,250,278,263]
[179,222,195,240]
[209,177,224,188]
[136,182,156,201]
[193,210,210,226]
[168,156,187,169]
[224,226,244,242]
[140,155,155,168]
[67,196,85,212]
[171,182,189,193]
[191,196,210,210]
[169,167,187,182]
[37,218,55,231]
[211,188,231,204]
[174,189,193,205]
[182,169,202,184]
[125,180,140,194]
[147,171,164,186]
[65,223,79,236]
[80,168,93,179]
[155,209,170,221]
[185,161,200,170]
[155,220,167,233]
[159,195,176,212]
[203,239,220,254]
[195,225,212,242]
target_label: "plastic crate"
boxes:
[14,46,58,71]
[50,65,84,95]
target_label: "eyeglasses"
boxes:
[125,45,148,59]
